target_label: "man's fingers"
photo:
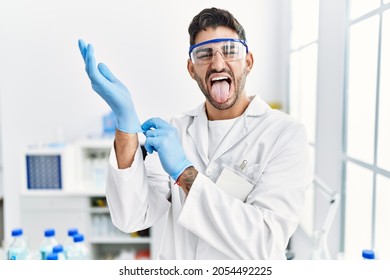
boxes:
[141,118,170,132]
[144,138,158,154]
[78,39,87,62]
[98,63,119,83]
[85,44,100,81]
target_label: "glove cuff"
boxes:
[116,119,143,134]
[171,160,193,181]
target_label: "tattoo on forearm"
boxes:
[178,166,198,194]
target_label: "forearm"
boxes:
[106,149,171,233]
[114,129,139,169]
[176,166,198,195]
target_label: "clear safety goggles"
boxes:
[189,38,249,65]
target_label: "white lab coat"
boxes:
[106,95,313,260]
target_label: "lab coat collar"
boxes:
[185,95,271,166]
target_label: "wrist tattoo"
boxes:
[177,166,198,194]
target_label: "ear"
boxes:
[187,59,196,80]
[244,52,254,74]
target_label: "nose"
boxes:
[211,50,226,69]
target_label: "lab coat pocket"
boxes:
[215,166,254,201]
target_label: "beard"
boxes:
[194,67,247,111]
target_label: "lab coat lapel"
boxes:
[209,95,270,162]
[186,95,270,166]
[187,105,209,166]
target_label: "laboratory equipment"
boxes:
[310,175,340,260]
[362,249,375,260]
[46,253,59,260]
[7,228,29,260]
[189,38,248,65]
[52,244,66,260]
[142,118,192,180]
[66,234,90,260]
[40,228,59,260]
[78,39,142,134]
[64,228,78,259]
[102,111,116,136]
[23,143,76,191]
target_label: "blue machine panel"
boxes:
[26,155,62,190]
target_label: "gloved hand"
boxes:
[142,118,192,181]
[78,39,142,133]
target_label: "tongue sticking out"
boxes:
[211,80,230,103]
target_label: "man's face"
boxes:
[187,26,253,111]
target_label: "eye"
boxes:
[222,45,239,56]
[195,48,213,60]
[197,53,213,59]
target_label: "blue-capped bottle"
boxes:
[46,253,59,260]
[52,244,66,260]
[64,228,78,259]
[362,249,375,260]
[7,228,30,260]
[66,233,91,260]
[40,228,59,260]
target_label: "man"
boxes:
[78,7,313,259]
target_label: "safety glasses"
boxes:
[189,38,249,65]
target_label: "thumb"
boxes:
[141,117,170,132]
[144,139,156,154]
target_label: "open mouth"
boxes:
[209,76,232,103]
[210,76,232,86]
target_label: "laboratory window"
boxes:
[343,0,390,259]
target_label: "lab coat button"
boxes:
[206,169,213,176]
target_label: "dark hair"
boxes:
[188,7,247,46]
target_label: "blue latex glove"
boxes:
[142,118,193,181]
[78,39,142,133]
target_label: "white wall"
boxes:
[314,0,347,259]
[0,0,284,243]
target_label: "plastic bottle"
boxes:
[52,244,66,260]
[362,249,375,260]
[66,234,90,260]
[64,228,78,259]
[46,253,59,260]
[40,228,59,260]
[7,228,29,260]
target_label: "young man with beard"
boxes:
[78,7,313,259]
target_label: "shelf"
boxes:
[20,189,106,197]
[89,207,110,214]
[89,236,151,244]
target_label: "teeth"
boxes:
[211,76,228,81]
